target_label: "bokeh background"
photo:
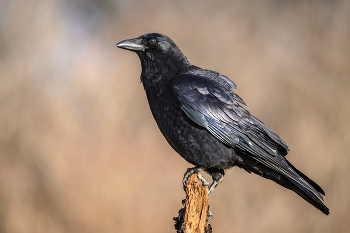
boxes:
[1,0,349,232]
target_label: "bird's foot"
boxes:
[182,167,210,188]
[207,181,219,195]
[196,172,210,187]
[208,175,224,195]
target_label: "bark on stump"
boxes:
[174,173,212,233]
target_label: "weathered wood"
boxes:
[174,173,212,233]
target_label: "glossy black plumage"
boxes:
[116,33,329,215]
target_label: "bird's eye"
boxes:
[149,38,157,45]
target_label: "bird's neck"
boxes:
[140,58,191,92]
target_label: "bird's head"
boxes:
[116,33,191,78]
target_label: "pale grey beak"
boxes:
[116,38,145,52]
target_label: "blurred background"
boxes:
[0,0,349,232]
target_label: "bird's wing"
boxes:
[172,68,289,154]
[172,69,323,200]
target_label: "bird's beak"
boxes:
[116,38,145,52]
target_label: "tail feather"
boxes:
[286,160,325,195]
[288,177,329,215]
[236,153,329,215]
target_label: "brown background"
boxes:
[0,0,349,232]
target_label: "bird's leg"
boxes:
[182,167,210,187]
[208,172,224,195]
[196,172,210,187]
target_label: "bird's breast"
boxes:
[145,87,235,168]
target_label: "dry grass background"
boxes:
[0,0,349,232]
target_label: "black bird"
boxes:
[116,33,329,215]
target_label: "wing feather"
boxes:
[172,69,323,200]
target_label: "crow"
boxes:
[116,33,329,215]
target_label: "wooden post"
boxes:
[174,173,212,233]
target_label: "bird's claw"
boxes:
[182,167,210,188]
[182,167,195,186]
[197,172,210,187]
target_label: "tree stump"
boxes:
[174,173,212,233]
